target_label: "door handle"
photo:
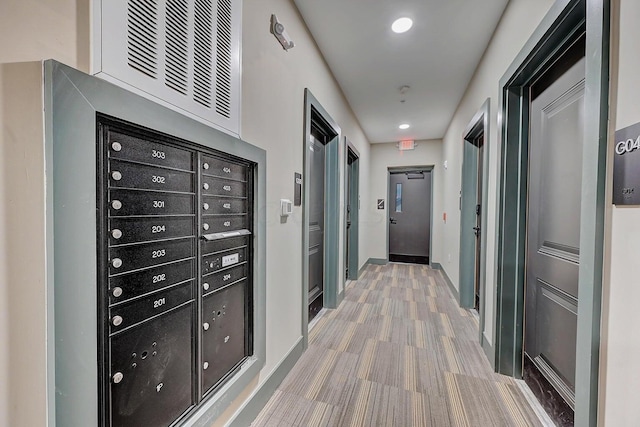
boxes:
[473,226,480,236]
[390,217,397,224]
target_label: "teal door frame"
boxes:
[459,99,491,358]
[302,89,342,348]
[344,138,360,281]
[494,0,609,425]
[385,165,434,264]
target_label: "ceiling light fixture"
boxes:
[392,17,413,34]
[399,123,410,130]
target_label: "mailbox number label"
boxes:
[152,249,166,259]
[152,149,166,159]
[153,298,166,309]
[152,273,166,284]
[151,225,166,234]
[222,253,239,267]
[223,203,231,209]
[153,200,165,208]
[152,175,166,184]
[223,221,231,227]
[223,273,232,281]
[223,167,231,174]
[223,185,232,192]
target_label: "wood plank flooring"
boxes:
[252,263,546,427]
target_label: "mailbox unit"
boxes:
[46,61,266,427]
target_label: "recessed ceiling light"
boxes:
[392,17,413,34]
[399,123,410,130]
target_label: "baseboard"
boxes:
[358,263,368,276]
[337,288,345,306]
[431,263,459,302]
[481,331,495,367]
[227,337,304,427]
[366,257,388,265]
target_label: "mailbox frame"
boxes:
[45,60,266,427]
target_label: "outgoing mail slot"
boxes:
[202,263,247,295]
[201,155,247,182]
[201,176,247,198]
[201,235,249,256]
[109,131,194,171]
[110,160,194,193]
[201,215,247,234]
[109,238,194,274]
[109,189,194,216]
[202,246,247,275]
[201,281,246,394]
[201,196,247,215]
[110,216,195,245]
[110,281,193,334]
[110,303,194,427]
[109,259,194,304]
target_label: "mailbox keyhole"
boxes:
[141,351,148,359]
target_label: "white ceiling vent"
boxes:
[96,0,241,137]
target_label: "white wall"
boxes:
[601,0,640,424]
[0,1,84,425]
[240,0,372,386]
[367,140,443,263]
[439,0,554,344]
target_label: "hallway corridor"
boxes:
[252,263,549,426]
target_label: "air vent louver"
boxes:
[215,0,233,118]
[102,0,241,135]
[194,0,214,108]
[165,0,189,94]
[127,0,159,78]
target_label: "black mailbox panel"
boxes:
[201,155,247,181]
[203,263,247,296]
[110,190,195,216]
[202,246,247,276]
[109,237,194,274]
[109,259,194,305]
[99,118,254,427]
[110,282,193,334]
[201,281,247,394]
[110,304,194,427]
[201,176,247,198]
[109,216,195,245]
[109,131,193,171]
[201,196,247,215]
[110,160,194,193]
[201,215,248,234]
[201,236,249,256]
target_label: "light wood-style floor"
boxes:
[252,263,548,427]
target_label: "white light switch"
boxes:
[281,199,293,216]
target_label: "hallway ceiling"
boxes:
[292,0,509,143]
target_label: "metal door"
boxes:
[308,134,326,320]
[525,57,585,410]
[388,171,431,264]
[474,137,484,309]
